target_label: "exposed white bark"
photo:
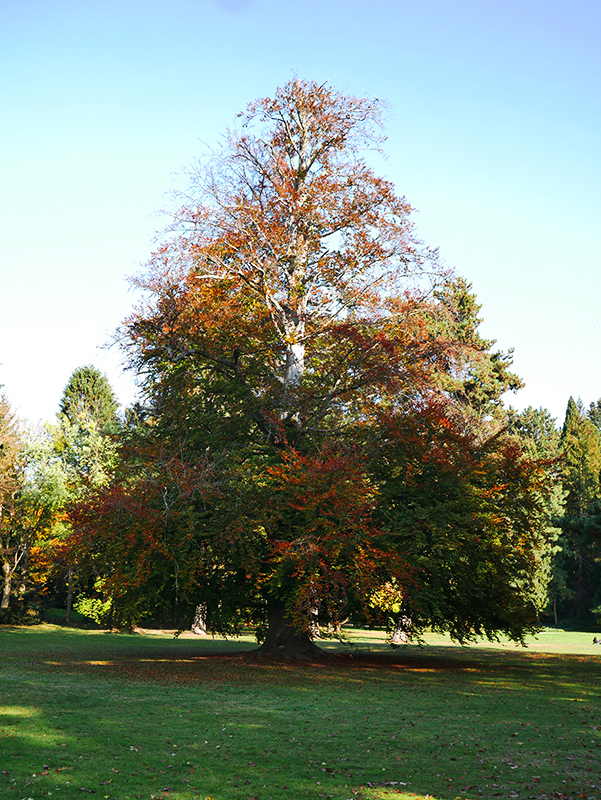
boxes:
[191,602,208,635]
[390,615,412,645]
[1,562,11,609]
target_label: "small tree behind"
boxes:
[59,365,119,432]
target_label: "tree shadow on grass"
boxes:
[24,640,601,701]
[3,636,601,800]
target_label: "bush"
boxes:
[74,594,112,625]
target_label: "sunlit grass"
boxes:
[1,624,600,799]
[0,706,40,717]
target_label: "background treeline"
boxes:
[0,367,120,624]
[3,360,601,634]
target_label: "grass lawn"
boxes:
[1,625,600,800]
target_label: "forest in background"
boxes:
[3,366,601,638]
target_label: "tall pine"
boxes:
[59,365,119,433]
[509,406,563,621]
[556,397,601,620]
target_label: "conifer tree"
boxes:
[434,278,523,429]
[588,398,601,431]
[55,367,120,619]
[59,365,119,433]
[555,397,601,620]
[561,397,601,518]
[509,406,563,621]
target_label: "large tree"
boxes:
[71,79,547,655]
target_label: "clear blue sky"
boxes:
[1,0,600,426]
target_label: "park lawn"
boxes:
[0,626,600,800]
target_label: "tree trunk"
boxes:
[326,621,343,636]
[576,552,584,618]
[390,615,411,646]
[65,568,74,623]
[1,562,11,609]
[191,603,208,635]
[308,606,320,639]
[254,600,328,660]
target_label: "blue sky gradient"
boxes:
[1,0,600,425]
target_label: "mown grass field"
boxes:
[1,625,600,800]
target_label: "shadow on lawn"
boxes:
[29,643,601,697]
[3,631,601,800]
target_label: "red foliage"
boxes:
[261,445,411,627]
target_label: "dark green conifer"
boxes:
[555,397,601,620]
[59,365,119,433]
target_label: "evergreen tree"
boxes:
[57,366,120,490]
[555,397,601,620]
[588,398,601,431]
[434,278,523,429]
[53,368,120,618]
[509,406,563,622]
[561,397,601,518]
[59,365,119,433]
[509,406,561,460]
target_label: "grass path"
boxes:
[1,626,600,800]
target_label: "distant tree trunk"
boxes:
[554,595,558,625]
[308,607,320,639]
[576,552,584,618]
[1,563,11,609]
[390,615,412,645]
[65,568,74,623]
[254,600,328,660]
[191,603,208,635]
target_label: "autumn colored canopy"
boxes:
[65,80,549,654]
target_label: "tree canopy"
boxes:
[63,79,549,655]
